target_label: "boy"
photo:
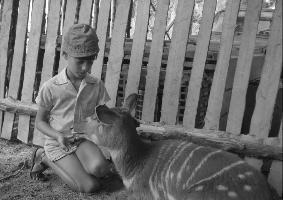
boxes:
[30,24,112,193]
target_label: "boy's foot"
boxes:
[30,148,49,181]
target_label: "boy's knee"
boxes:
[88,159,112,178]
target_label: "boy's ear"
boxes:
[62,51,68,60]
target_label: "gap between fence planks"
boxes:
[249,1,282,139]
[1,0,30,140]
[17,0,45,144]
[91,0,111,78]
[204,0,241,130]
[57,0,77,73]
[104,0,132,107]
[142,0,170,122]
[160,0,195,125]
[181,0,217,128]
[226,0,263,135]
[0,97,282,161]
[124,0,150,98]
[0,0,15,136]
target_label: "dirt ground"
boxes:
[0,138,129,200]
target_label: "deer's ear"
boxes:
[123,93,138,113]
[95,105,118,125]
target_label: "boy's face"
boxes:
[66,54,97,79]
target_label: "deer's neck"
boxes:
[110,137,151,180]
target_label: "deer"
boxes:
[84,93,276,200]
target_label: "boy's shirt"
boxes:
[36,68,110,142]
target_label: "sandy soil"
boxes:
[0,138,128,200]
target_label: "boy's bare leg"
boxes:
[53,154,101,193]
[31,148,101,193]
[75,140,114,178]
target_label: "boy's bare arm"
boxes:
[35,106,72,150]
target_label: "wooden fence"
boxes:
[0,0,282,196]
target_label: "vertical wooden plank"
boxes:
[1,0,30,140]
[78,0,92,24]
[268,161,282,196]
[32,0,61,145]
[124,0,150,98]
[91,0,111,77]
[279,120,282,146]
[141,0,170,122]
[226,0,263,134]
[104,0,131,107]
[160,0,195,124]
[0,0,15,136]
[17,0,45,143]
[58,0,77,73]
[162,0,216,126]
[40,0,61,86]
[249,1,282,138]
[204,0,241,130]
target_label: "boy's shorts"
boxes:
[44,138,85,162]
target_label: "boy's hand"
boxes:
[57,134,73,151]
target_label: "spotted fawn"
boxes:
[85,94,275,200]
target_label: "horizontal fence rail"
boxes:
[0,0,282,196]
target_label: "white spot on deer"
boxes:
[187,160,245,190]
[195,185,204,191]
[244,185,252,191]
[238,174,245,179]
[228,191,238,198]
[216,184,228,191]
[123,176,134,188]
[245,171,253,176]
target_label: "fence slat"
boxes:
[1,0,30,140]
[40,0,61,86]
[58,0,77,73]
[104,0,131,107]
[141,0,169,122]
[249,2,282,138]
[124,0,150,98]
[0,0,15,136]
[17,0,45,143]
[91,0,111,78]
[160,0,195,124]
[169,0,215,127]
[78,0,92,24]
[268,161,282,196]
[204,0,241,130]
[226,0,263,134]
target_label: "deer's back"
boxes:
[130,140,273,200]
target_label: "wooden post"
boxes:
[124,0,150,98]
[91,0,111,78]
[104,0,132,107]
[142,0,170,122]
[1,0,30,140]
[204,0,241,130]
[17,0,45,144]
[226,0,263,134]
[0,0,16,136]
[249,1,282,138]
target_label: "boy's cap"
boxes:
[62,24,99,57]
